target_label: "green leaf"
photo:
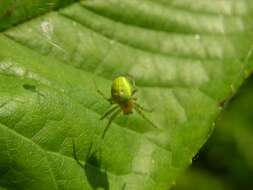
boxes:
[0,0,253,189]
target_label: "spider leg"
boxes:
[135,102,153,112]
[132,89,138,95]
[102,108,122,138]
[100,105,119,120]
[134,106,158,128]
[72,139,84,168]
[126,74,138,93]
[93,79,114,104]
[126,74,135,86]
[122,183,126,190]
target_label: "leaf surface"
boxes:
[0,0,253,189]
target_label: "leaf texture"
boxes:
[0,0,253,189]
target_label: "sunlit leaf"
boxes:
[0,0,253,189]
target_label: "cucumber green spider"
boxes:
[95,76,158,137]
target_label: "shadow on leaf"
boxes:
[72,140,109,190]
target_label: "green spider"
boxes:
[95,76,157,137]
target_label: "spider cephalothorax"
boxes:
[95,76,157,138]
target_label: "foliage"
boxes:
[0,0,253,189]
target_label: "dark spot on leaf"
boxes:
[219,95,235,109]
[219,99,227,108]
[22,84,45,98]
[23,84,36,92]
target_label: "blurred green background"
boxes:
[173,75,253,190]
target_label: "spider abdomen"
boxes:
[111,76,133,103]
